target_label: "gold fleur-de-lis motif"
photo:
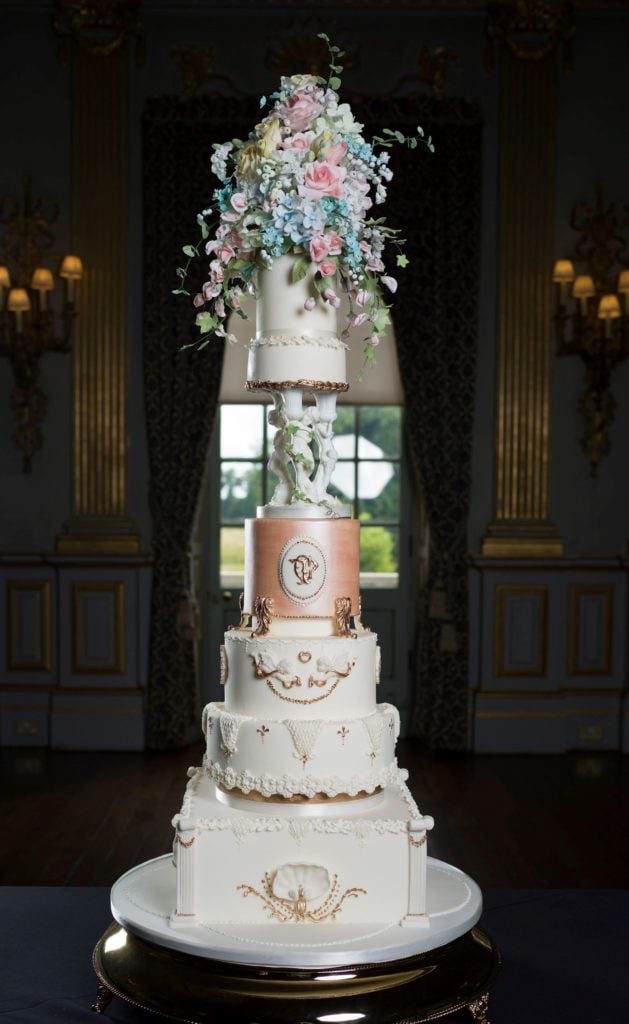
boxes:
[294,752,311,769]
[337,726,350,745]
[257,725,270,743]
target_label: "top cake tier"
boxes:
[244,516,360,638]
[246,255,348,392]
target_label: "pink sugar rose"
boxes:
[304,297,316,311]
[367,256,385,273]
[215,297,226,317]
[283,131,315,151]
[324,231,343,256]
[351,313,368,327]
[299,161,346,201]
[309,236,329,262]
[325,142,347,166]
[230,192,247,212]
[276,92,323,132]
[193,293,205,308]
[220,211,239,223]
[355,289,370,307]
[209,260,224,283]
[319,259,337,277]
[368,335,381,347]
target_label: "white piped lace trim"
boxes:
[203,759,407,800]
[249,332,348,350]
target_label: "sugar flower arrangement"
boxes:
[175,35,433,367]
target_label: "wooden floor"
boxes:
[1,741,627,888]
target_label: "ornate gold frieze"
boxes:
[170,46,214,100]
[418,46,458,100]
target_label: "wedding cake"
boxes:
[110,53,482,970]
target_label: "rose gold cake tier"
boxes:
[243,518,360,620]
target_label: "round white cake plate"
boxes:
[111,854,482,969]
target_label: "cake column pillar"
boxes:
[170,825,199,927]
[401,816,434,928]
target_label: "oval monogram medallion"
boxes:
[278,536,326,604]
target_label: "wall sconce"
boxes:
[0,177,82,472]
[552,186,629,476]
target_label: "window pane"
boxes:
[329,463,355,504]
[221,461,262,520]
[334,405,355,437]
[360,525,399,574]
[358,407,401,459]
[220,526,245,574]
[357,462,399,520]
[220,405,265,458]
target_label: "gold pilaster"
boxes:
[56,43,138,554]
[482,10,571,558]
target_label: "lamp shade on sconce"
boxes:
[617,269,629,313]
[8,287,30,313]
[552,259,575,283]
[59,255,83,301]
[552,260,575,303]
[8,287,31,332]
[31,267,54,291]
[59,255,83,280]
[0,265,10,289]
[572,275,596,314]
[597,294,621,319]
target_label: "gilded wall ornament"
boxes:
[265,25,358,79]
[418,46,458,101]
[52,0,145,66]
[485,1,575,70]
[170,46,213,100]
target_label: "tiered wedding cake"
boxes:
[169,258,435,931]
[110,61,482,971]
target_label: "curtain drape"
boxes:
[143,95,257,748]
[357,96,482,749]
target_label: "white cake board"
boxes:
[111,854,482,969]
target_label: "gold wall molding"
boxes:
[482,37,566,557]
[55,33,139,555]
[71,580,126,674]
[493,583,548,677]
[7,580,52,671]
[567,584,613,675]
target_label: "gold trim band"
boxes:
[246,380,350,392]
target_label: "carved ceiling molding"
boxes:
[485,1,576,70]
[52,0,145,66]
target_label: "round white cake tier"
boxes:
[221,631,380,720]
[248,254,347,389]
[111,855,482,967]
[203,701,401,800]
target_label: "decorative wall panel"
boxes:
[7,580,52,672]
[567,585,613,676]
[71,581,125,674]
[494,584,548,677]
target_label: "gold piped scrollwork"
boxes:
[253,596,274,637]
[238,872,366,923]
[335,597,357,639]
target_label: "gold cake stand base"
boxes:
[92,922,500,1023]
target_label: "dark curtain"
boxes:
[143,95,257,748]
[356,96,482,749]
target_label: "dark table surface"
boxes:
[1,888,627,1023]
